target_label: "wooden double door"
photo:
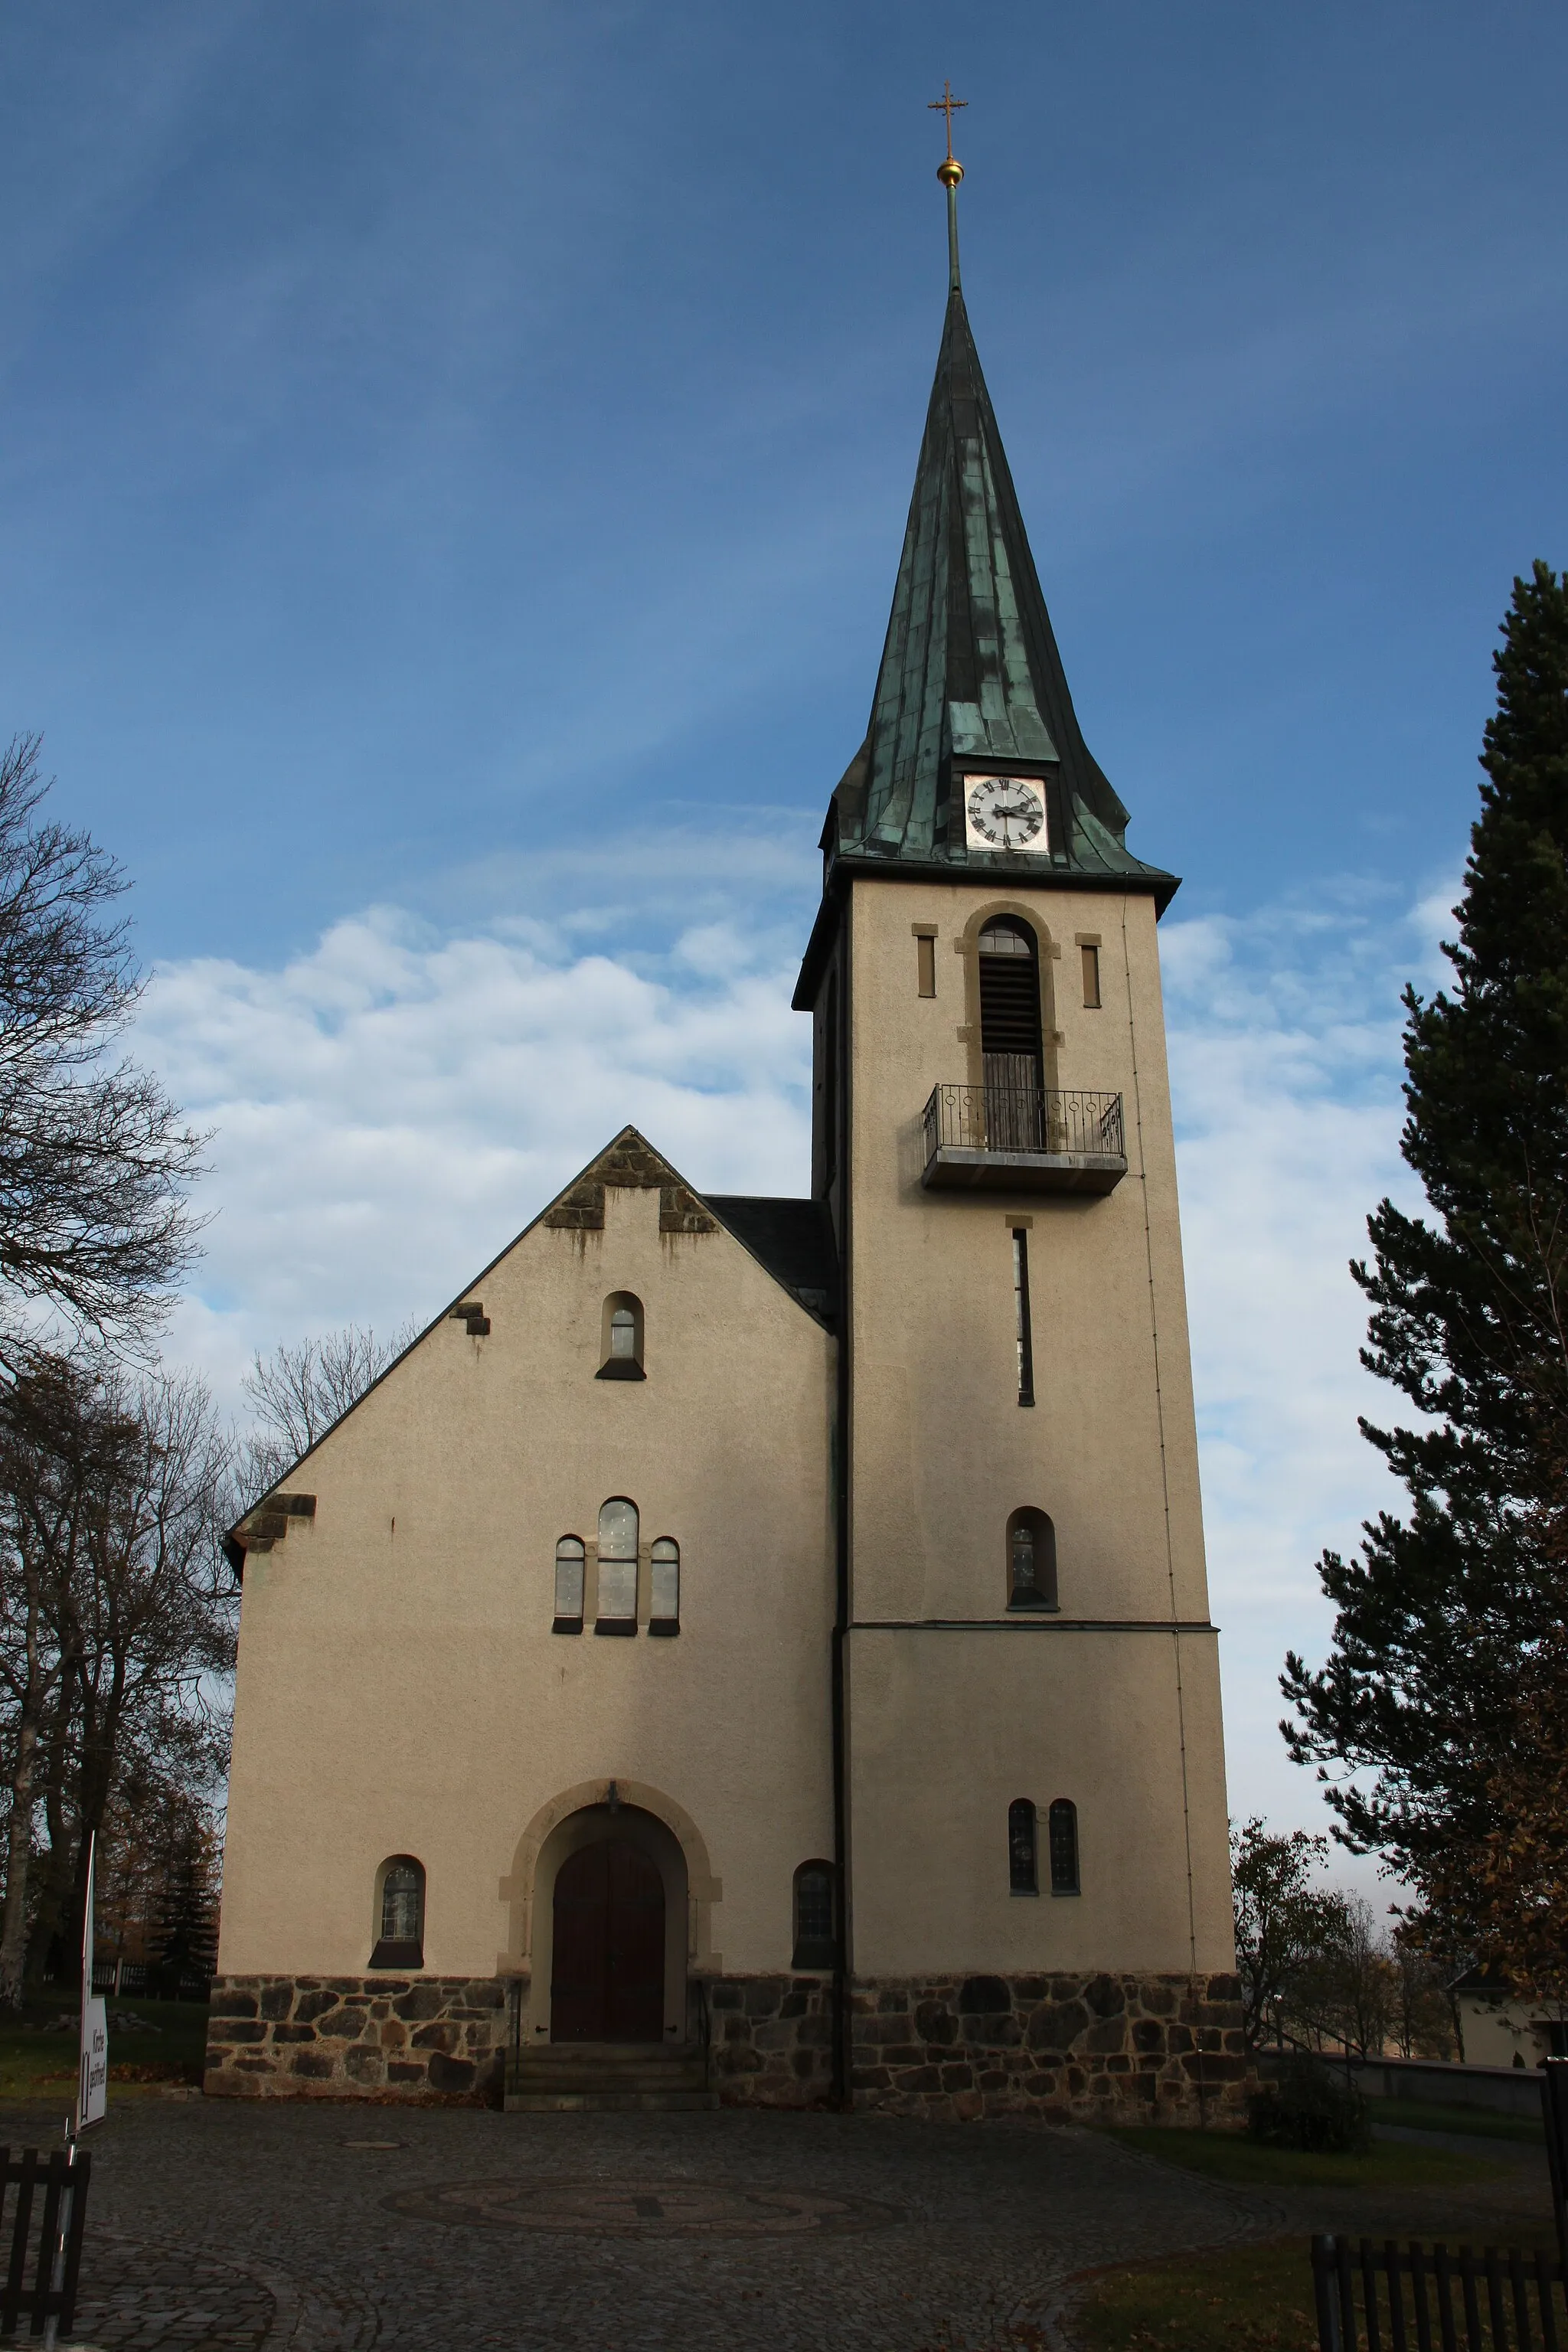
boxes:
[550,1838,666,2043]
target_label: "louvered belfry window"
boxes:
[978,920,1044,1149]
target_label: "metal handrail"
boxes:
[921,1085,1125,1163]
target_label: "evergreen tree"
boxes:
[1282,563,1568,1893]
[151,1825,220,1994]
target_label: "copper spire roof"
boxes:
[821,283,1178,908]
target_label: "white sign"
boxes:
[77,1997,107,2129]
[75,1831,106,2132]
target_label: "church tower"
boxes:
[792,125,1239,2111]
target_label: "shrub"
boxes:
[1248,2053,1371,2153]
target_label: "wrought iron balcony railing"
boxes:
[920,1084,1128,1195]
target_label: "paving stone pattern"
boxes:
[70,2241,275,2350]
[64,2096,1257,2350]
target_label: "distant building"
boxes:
[206,159,1242,2123]
[1454,1969,1568,2067]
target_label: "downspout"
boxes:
[830,897,854,2110]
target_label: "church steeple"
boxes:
[822,142,1176,910]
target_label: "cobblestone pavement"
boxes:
[36,2096,1264,2351]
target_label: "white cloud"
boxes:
[141,901,814,1403]
[1161,879,1455,1896]
[140,866,1462,1905]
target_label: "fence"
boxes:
[0,2146,90,2344]
[86,1960,209,2003]
[1312,2238,1567,2352]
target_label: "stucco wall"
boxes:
[218,1177,837,1988]
[837,874,1233,1978]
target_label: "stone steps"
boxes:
[503,2042,717,2112]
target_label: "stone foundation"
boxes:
[707,1975,837,2107]
[848,1971,1248,2123]
[204,1975,510,2102]
[205,1968,1247,2122]
[707,1969,1247,2123]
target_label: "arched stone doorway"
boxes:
[552,1838,665,2043]
[520,1800,691,2049]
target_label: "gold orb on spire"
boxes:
[937,155,964,189]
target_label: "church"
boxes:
[207,139,1244,2125]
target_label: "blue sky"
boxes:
[3,0,1565,1888]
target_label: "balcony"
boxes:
[920,1084,1128,1195]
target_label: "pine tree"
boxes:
[151,1826,220,1995]
[1282,563,1568,1893]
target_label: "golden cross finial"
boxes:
[928,80,967,165]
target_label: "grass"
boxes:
[1073,2240,1322,2352]
[0,1997,208,2102]
[1368,2098,1544,2145]
[1103,2125,1505,2190]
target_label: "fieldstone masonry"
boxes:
[846,1970,1248,2123]
[207,1968,1246,2121]
[205,1975,510,2102]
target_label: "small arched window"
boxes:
[1008,1799,1038,1895]
[553,1535,585,1633]
[792,1860,836,1969]
[370,1856,425,1968]
[596,1497,639,1633]
[1048,1799,1080,1895]
[597,1292,645,1380]
[649,1537,680,1635]
[1007,1509,1058,1611]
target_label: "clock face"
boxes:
[963,774,1047,853]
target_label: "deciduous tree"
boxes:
[0,737,204,1364]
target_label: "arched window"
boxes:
[1007,1508,1058,1611]
[553,1535,585,1633]
[649,1537,680,1635]
[596,1497,639,1633]
[369,1856,425,1968]
[1008,1800,1038,1896]
[1048,1799,1080,1895]
[978,919,1044,1153]
[597,1292,645,1380]
[792,1860,836,1969]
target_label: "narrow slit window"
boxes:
[1008,1801,1038,1896]
[792,1861,836,1968]
[370,1856,425,1968]
[1012,1227,1034,1406]
[595,1497,639,1633]
[553,1535,585,1632]
[649,1537,680,1635]
[1081,943,1102,1008]
[916,931,936,998]
[1048,1799,1080,1895]
[1008,1508,1058,1611]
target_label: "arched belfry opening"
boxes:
[978,917,1044,1147]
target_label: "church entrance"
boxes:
[550,1836,666,2043]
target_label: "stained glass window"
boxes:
[1008,1800,1038,1895]
[1048,1800,1080,1895]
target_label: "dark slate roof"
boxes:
[704,1196,838,1326]
[824,285,1176,904]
